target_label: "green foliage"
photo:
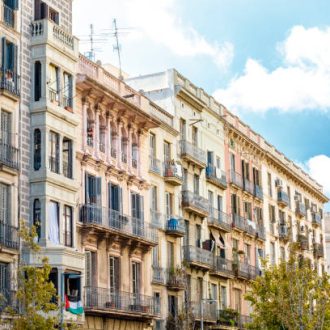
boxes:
[245,245,330,330]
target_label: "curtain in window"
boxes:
[48,201,59,244]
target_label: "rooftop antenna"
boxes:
[113,18,123,80]
[89,24,95,61]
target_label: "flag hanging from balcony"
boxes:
[65,294,84,315]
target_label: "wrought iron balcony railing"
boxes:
[183,245,213,268]
[0,68,20,97]
[190,301,217,321]
[254,184,263,200]
[0,221,19,250]
[232,214,248,232]
[84,287,159,316]
[150,209,164,230]
[208,208,232,232]
[165,216,185,237]
[163,161,183,185]
[181,190,209,216]
[228,170,243,188]
[0,142,19,170]
[206,165,227,188]
[152,265,165,284]
[3,4,14,28]
[243,178,254,195]
[313,243,324,258]
[312,212,322,226]
[149,156,162,175]
[178,140,206,167]
[277,190,289,207]
[80,205,158,243]
[296,202,306,217]
[212,257,234,276]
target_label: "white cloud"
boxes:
[73,0,233,71]
[305,155,330,197]
[213,26,330,113]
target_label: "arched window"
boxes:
[34,129,41,170]
[34,61,42,102]
[33,199,41,241]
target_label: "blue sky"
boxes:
[73,0,330,203]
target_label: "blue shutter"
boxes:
[119,187,123,214]
[2,38,7,70]
[108,182,112,209]
[96,177,101,206]
[131,193,136,218]
[85,173,89,203]
[140,195,144,222]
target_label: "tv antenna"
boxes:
[113,18,123,80]
[84,24,95,61]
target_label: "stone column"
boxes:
[95,107,100,159]
[82,99,88,151]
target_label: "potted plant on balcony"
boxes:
[218,308,239,326]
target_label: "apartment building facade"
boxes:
[0,0,20,312]
[127,69,328,329]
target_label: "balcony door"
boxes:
[192,126,198,146]
[131,193,144,235]
[85,174,101,206]
[207,151,214,166]
[167,241,174,269]
[149,133,156,158]
[109,256,120,306]
[132,262,141,305]
[0,111,11,146]
[163,141,171,162]
[108,183,122,228]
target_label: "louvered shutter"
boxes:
[108,182,112,209]
[96,177,101,206]
[119,187,122,214]
[2,38,6,70]
[140,195,144,222]
[85,173,89,203]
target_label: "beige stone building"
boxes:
[0,0,20,312]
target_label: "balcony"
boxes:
[191,301,217,322]
[312,212,322,227]
[256,224,266,241]
[254,185,263,200]
[298,234,309,250]
[296,202,306,218]
[84,287,159,319]
[31,19,79,59]
[206,165,227,189]
[228,170,243,189]
[165,216,185,237]
[0,289,17,312]
[183,245,213,270]
[182,190,209,217]
[210,257,234,278]
[152,266,165,285]
[0,68,20,98]
[166,268,186,290]
[278,225,289,241]
[149,156,162,175]
[243,178,254,195]
[218,310,252,330]
[178,140,206,168]
[232,214,248,232]
[0,142,19,170]
[313,243,324,258]
[150,210,164,230]
[80,205,158,246]
[277,190,289,207]
[234,262,261,280]
[0,221,19,250]
[207,208,232,232]
[163,161,183,186]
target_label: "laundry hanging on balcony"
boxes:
[65,294,84,315]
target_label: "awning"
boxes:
[210,228,225,249]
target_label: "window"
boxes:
[62,138,72,178]
[279,210,285,224]
[0,183,10,224]
[109,256,120,297]
[180,118,186,140]
[165,192,173,218]
[196,224,201,248]
[152,246,159,266]
[0,263,10,298]
[208,190,213,208]
[108,183,122,212]
[49,131,59,173]
[193,174,199,195]
[244,244,251,264]
[287,186,291,208]
[85,251,96,287]
[192,126,198,146]
[244,202,252,220]
[210,283,217,301]
[121,135,128,163]
[270,242,276,265]
[230,153,235,172]
[207,151,214,165]
[267,173,272,197]
[151,186,157,212]
[253,168,260,186]
[85,174,101,205]
[0,111,11,146]
[234,289,241,312]
[33,129,41,170]
[269,204,276,223]
[231,194,240,215]
[183,168,188,189]
[197,277,203,300]
[64,272,81,309]
[154,292,161,315]
[168,295,178,317]
[48,64,59,103]
[163,141,171,162]
[131,193,144,235]
[132,262,141,295]
[3,0,18,27]
[232,239,239,262]
[35,0,59,24]
[34,61,42,101]
[167,241,174,269]
[33,199,41,241]
[149,133,156,157]
[63,205,73,247]
[216,156,221,169]
[220,286,227,309]
[48,201,59,245]
[184,220,189,246]
[2,38,17,73]
[63,72,73,108]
